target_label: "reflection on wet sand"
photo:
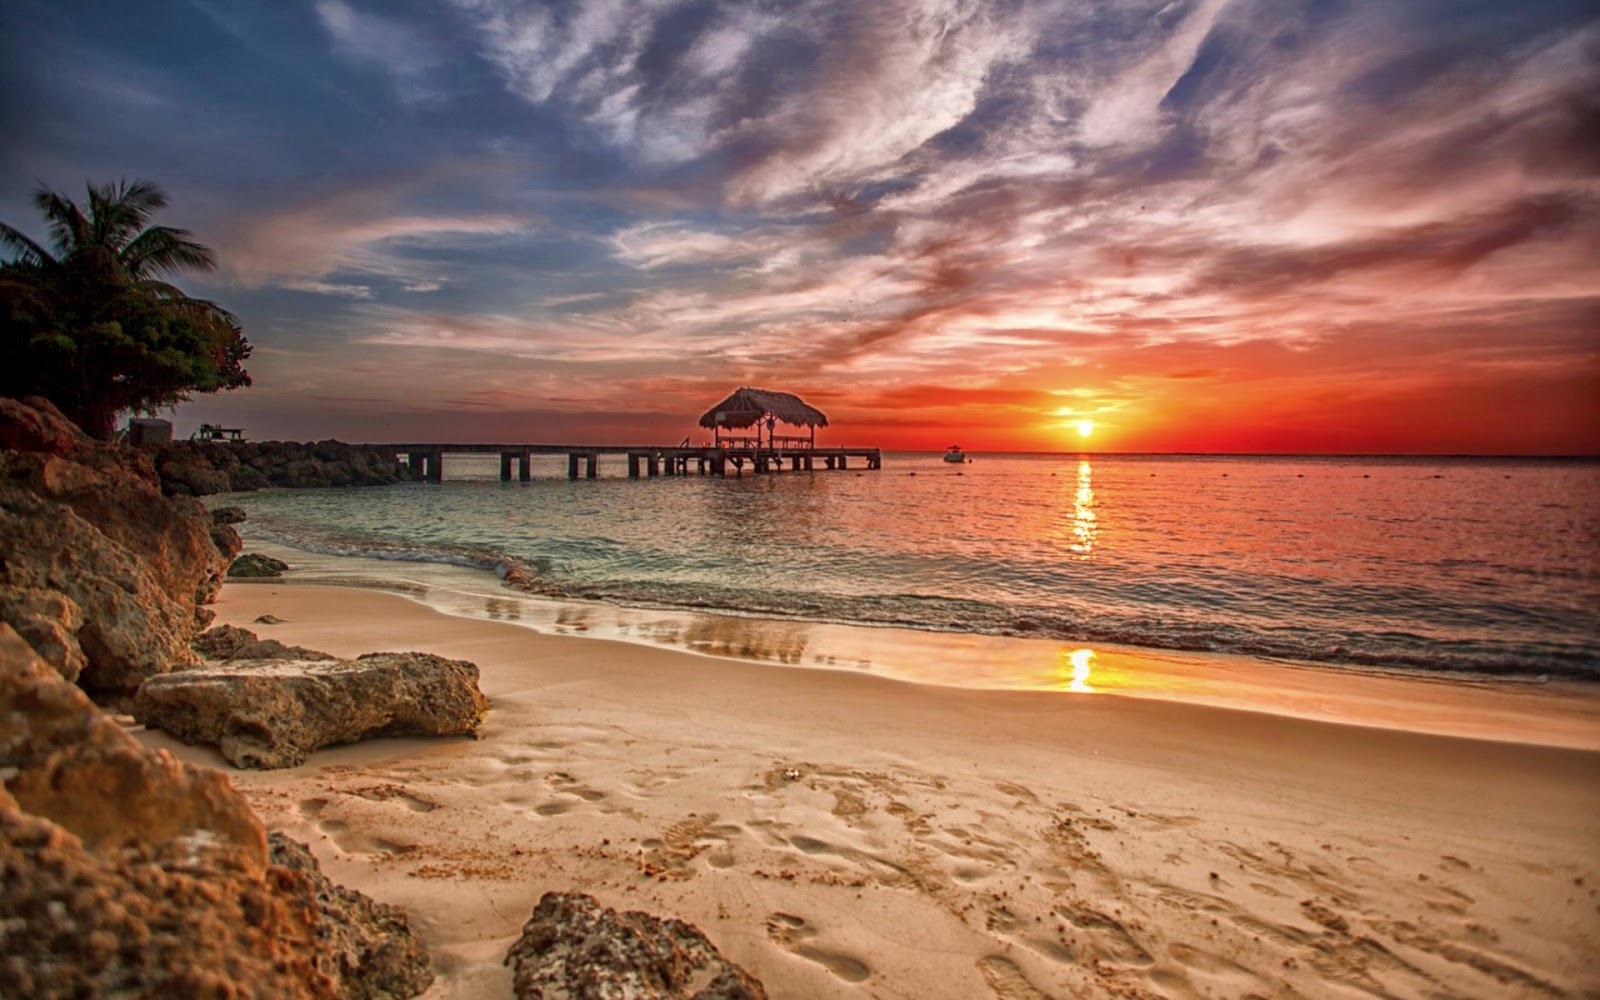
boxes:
[554,606,593,631]
[484,598,521,621]
[634,616,809,665]
[1062,647,1095,692]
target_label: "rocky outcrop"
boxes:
[269,834,435,1000]
[230,552,289,578]
[0,397,229,700]
[505,892,769,1000]
[133,649,490,769]
[152,439,419,496]
[192,624,334,662]
[0,624,433,999]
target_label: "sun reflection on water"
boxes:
[1071,459,1097,557]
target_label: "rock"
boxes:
[147,439,417,493]
[132,651,490,769]
[229,552,290,578]
[255,614,286,624]
[0,490,205,700]
[0,625,433,1000]
[212,505,248,525]
[0,397,228,701]
[269,834,434,999]
[211,521,244,562]
[505,892,769,1000]
[0,586,87,682]
[0,395,90,458]
[192,624,333,662]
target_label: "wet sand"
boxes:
[138,581,1600,999]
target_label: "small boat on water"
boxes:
[943,444,967,463]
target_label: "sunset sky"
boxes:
[3,0,1596,453]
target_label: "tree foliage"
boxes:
[0,179,251,438]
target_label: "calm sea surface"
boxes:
[220,452,1600,681]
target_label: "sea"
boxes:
[216,451,1600,685]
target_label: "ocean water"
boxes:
[218,452,1600,681]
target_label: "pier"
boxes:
[383,442,883,483]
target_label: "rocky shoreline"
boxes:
[0,396,768,999]
[151,438,420,495]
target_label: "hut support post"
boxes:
[647,454,660,477]
[567,454,580,480]
[627,454,640,479]
[586,454,598,479]
[500,453,513,481]
[519,451,531,481]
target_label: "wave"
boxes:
[240,524,1599,682]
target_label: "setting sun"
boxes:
[1076,420,1095,438]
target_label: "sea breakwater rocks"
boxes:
[0,625,433,999]
[133,649,490,769]
[230,552,290,578]
[506,892,770,1000]
[1,398,230,699]
[152,439,420,495]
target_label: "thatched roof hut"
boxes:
[698,388,828,430]
[698,387,828,447]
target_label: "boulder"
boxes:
[0,397,228,701]
[192,624,333,663]
[506,892,769,1000]
[212,505,248,525]
[0,624,433,999]
[229,552,290,578]
[132,652,490,769]
[269,834,434,999]
[0,490,204,698]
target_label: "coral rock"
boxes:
[133,651,490,769]
[1,625,433,1000]
[229,552,290,578]
[505,892,769,1000]
[192,624,333,662]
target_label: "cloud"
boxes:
[216,172,534,291]
[315,0,447,104]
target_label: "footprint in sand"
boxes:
[341,783,439,812]
[639,814,724,879]
[976,955,1051,999]
[545,771,607,802]
[765,913,872,983]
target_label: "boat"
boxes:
[943,444,967,463]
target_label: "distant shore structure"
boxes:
[383,386,880,482]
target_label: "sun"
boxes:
[1075,420,1095,438]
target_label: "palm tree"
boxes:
[0,179,250,438]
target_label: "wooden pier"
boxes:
[382,443,883,483]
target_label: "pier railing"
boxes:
[377,442,883,482]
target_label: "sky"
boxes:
[2,0,1596,454]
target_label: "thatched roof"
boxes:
[697,387,829,429]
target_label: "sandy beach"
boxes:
[136,581,1600,1000]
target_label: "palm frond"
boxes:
[88,179,168,251]
[0,221,56,267]
[121,224,217,279]
[32,187,90,257]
